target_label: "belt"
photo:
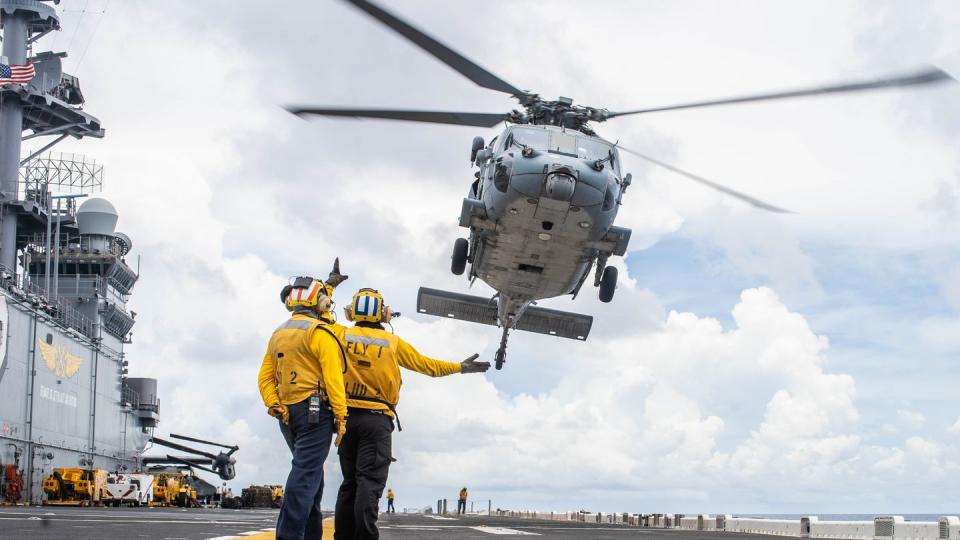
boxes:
[347,396,403,431]
[347,407,399,431]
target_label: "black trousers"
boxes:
[334,410,393,540]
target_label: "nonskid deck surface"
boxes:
[0,505,280,540]
[0,506,789,540]
[376,514,774,539]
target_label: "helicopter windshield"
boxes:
[511,128,548,150]
[510,127,614,163]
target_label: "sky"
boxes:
[25,0,960,514]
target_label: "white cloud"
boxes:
[896,410,927,430]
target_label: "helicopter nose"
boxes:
[545,171,576,201]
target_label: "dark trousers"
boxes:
[387,499,394,513]
[334,410,393,540]
[457,500,466,514]
[277,398,334,540]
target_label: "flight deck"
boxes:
[0,506,786,539]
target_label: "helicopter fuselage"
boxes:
[459,124,632,325]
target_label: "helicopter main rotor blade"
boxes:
[287,106,510,128]
[342,0,529,101]
[618,145,791,213]
[607,67,953,118]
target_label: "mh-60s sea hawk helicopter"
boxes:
[288,0,952,369]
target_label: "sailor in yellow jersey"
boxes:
[386,489,395,514]
[334,288,489,540]
[457,486,468,515]
[258,267,349,540]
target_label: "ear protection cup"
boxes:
[280,285,293,304]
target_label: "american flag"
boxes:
[0,61,35,86]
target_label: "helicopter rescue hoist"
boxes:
[288,0,954,370]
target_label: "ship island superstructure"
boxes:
[0,0,159,504]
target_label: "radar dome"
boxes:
[76,197,118,236]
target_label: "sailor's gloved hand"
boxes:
[460,353,490,373]
[327,257,349,289]
[268,404,289,425]
[334,416,347,447]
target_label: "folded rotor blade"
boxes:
[608,67,953,118]
[166,455,220,476]
[618,145,791,213]
[170,433,237,452]
[287,106,510,127]
[343,0,529,100]
[150,436,218,461]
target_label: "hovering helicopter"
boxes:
[288,0,952,369]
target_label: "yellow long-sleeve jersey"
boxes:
[257,313,348,419]
[342,324,461,413]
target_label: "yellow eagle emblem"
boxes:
[37,338,83,379]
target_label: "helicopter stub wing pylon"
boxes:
[417,287,592,341]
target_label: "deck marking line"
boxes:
[471,526,541,535]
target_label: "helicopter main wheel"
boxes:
[451,238,469,275]
[494,348,505,370]
[599,265,617,303]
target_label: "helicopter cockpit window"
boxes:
[511,128,549,150]
[549,131,578,156]
[576,137,614,162]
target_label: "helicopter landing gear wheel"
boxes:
[451,238,468,275]
[599,265,617,303]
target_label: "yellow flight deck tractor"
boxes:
[174,478,199,508]
[151,472,182,506]
[43,468,108,506]
[150,471,199,507]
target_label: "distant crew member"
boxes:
[258,272,349,540]
[457,487,468,515]
[386,489,395,513]
[334,288,490,540]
